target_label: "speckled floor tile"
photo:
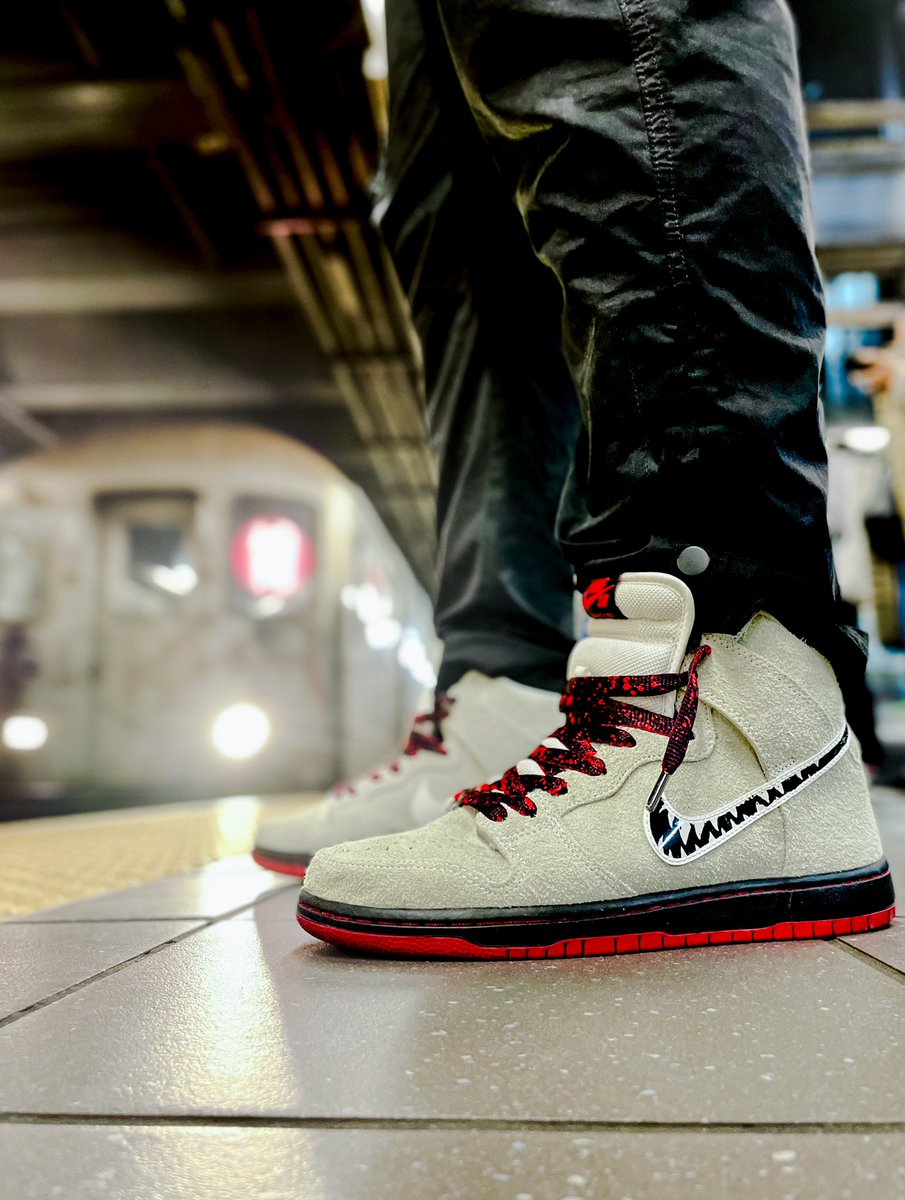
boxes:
[6,870,294,923]
[1,917,904,1123]
[842,918,905,977]
[0,1124,902,1200]
[228,888,300,921]
[190,855,285,878]
[0,922,200,1022]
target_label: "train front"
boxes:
[0,425,436,816]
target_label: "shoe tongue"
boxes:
[567,572,695,681]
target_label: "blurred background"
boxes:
[1,0,905,821]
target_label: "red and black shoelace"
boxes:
[400,693,452,758]
[456,645,711,822]
[335,694,452,796]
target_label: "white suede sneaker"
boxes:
[298,573,895,958]
[252,671,562,876]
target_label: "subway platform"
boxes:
[1,791,905,1198]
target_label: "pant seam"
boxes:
[613,0,692,300]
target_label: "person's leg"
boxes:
[299,0,893,956]
[376,0,582,693]
[429,0,858,677]
[253,0,582,874]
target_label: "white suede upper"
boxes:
[255,671,562,857]
[302,573,884,910]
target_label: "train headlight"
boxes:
[2,715,49,752]
[211,704,271,760]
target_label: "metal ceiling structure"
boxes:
[1,4,904,588]
[0,1,436,584]
[809,100,905,279]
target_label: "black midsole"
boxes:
[297,860,895,948]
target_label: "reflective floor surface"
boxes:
[1,790,905,1197]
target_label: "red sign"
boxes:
[231,515,315,599]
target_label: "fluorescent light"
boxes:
[355,582,393,622]
[364,617,401,649]
[842,425,891,454]
[398,629,438,688]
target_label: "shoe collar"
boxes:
[569,572,696,716]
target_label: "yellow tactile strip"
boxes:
[0,795,311,918]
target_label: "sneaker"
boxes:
[297,572,895,958]
[252,671,562,876]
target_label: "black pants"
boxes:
[377,0,866,697]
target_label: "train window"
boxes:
[128,524,198,598]
[229,497,316,618]
[0,533,43,622]
[97,494,199,615]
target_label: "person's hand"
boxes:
[848,315,905,395]
[849,347,896,396]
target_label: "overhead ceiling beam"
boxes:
[0,380,341,411]
[811,140,905,175]
[826,301,905,329]
[0,269,292,314]
[0,80,210,160]
[0,397,61,452]
[817,241,905,275]
[808,100,905,131]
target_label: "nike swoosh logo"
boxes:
[645,725,851,865]
[410,779,454,826]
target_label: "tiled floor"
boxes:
[2,793,905,1197]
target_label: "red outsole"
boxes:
[297,905,896,960]
[252,850,308,878]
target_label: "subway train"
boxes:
[0,423,437,803]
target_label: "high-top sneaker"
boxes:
[252,671,562,876]
[298,573,895,958]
